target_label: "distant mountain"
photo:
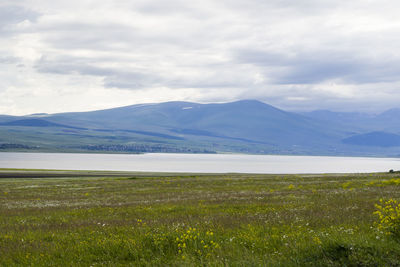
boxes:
[0,100,400,156]
[374,109,400,132]
[0,115,18,123]
[300,110,376,133]
[302,109,400,133]
[342,132,400,147]
[44,100,345,146]
[378,108,400,119]
[0,118,85,129]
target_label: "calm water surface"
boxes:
[0,152,399,173]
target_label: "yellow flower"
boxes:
[313,236,322,245]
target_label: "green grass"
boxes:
[1,171,400,266]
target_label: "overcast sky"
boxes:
[1,0,400,115]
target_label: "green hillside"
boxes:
[1,100,400,156]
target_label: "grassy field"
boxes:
[1,170,400,266]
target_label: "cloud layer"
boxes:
[1,0,400,114]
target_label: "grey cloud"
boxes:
[30,1,224,53]
[234,48,400,84]
[134,0,202,16]
[277,60,360,84]
[3,0,400,114]
[103,67,248,90]
[0,4,39,30]
[37,22,140,51]
[219,0,336,15]
[35,56,243,90]
[35,56,163,89]
[38,19,219,53]
[234,49,289,66]
[0,56,19,64]
[104,73,160,89]
[36,57,114,76]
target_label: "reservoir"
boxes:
[0,152,399,173]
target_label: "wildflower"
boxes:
[374,198,400,239]
[313,236,322,245]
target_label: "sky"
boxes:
[1,0,400,115]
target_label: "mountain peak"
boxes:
[232,99,265,104]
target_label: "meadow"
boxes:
[1,169,400,266]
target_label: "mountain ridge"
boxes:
[0,100,399,156]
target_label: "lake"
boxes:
[0,152,399,173]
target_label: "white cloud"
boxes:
[1,0,400,115]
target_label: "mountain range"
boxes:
[1,100,400,156]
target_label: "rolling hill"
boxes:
[342,132,400,147]
[0,100,400,156]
